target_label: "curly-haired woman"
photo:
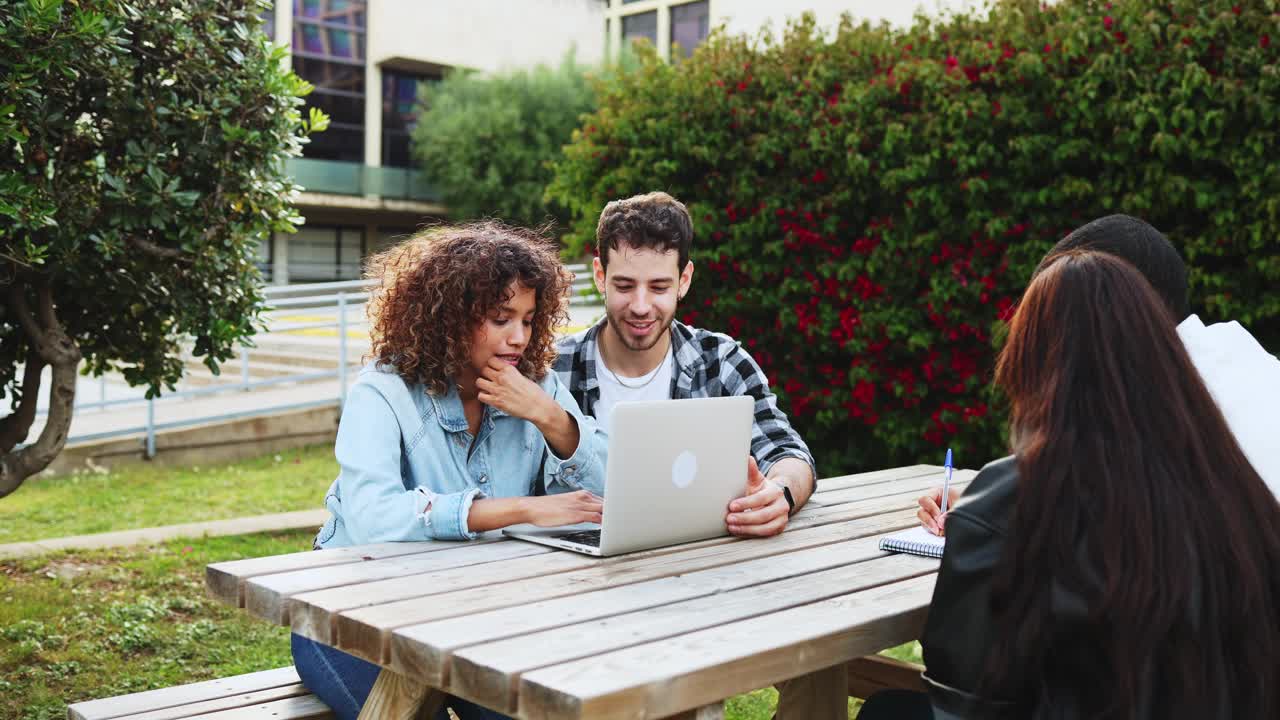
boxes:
[292,222,607,720]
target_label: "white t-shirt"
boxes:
[593,343,674,434]
[1177,314,1280,498]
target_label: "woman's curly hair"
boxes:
[365,222,572,395]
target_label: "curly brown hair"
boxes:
[365,221,571,395]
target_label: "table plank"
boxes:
[805,469,972,508]
[387,529,929,686]
[211,465,934,607]
[239,467,965,629]
[205,536,501,608]
[244,539,555,624]
[450,551,938,714]
[281,482,938,648]
[518,574,937,720]
[331,508,921,665]
[811,464,940,495]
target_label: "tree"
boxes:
[412,54,599,230]
[0,0,325,496]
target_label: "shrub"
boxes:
[548,0,1280,473]
[413,54,599,229]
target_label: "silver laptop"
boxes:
[504,395,754,557]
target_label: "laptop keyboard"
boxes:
[556,529,601,547]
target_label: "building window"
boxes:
[382,71,435,168]
[292,0,367,163]
[670,1,710,58]
[622,11,658,48]
[289,226,366,282]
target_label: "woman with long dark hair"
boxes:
[862,250,1280,719]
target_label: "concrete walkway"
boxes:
[0,509,329,559]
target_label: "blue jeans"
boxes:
[291,633,512,720]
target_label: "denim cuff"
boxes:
[426,487,485,540]
[543,424,595,492]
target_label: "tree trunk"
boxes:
[0,280,81,499]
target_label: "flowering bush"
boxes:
[548,0,1280,473]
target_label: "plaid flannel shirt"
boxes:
[554,319,817,484]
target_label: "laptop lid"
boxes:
[596,395,754,555]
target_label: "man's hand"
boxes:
[917,487,962,536]
[476,357,558,424]
[522,490,604,527]
[726,456,790,538]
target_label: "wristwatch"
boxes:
[770,480,796,515]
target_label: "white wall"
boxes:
[368,0,606,73]
[715,0,984,37]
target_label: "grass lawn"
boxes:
[0,444,337,544]
[1,530,312,720]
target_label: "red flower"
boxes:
[852,380,876,405]
[1114,31,1127,44]
[1043,43,1053,53]
[1232,6,1242,15]
[944,55,959,69]
[1263,35,1272,48]
[996,296,1015,322]
[1103,16,1113,30]
[851,236,879,254]
[811,169,827,184]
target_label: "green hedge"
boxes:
[548,0,1280,473]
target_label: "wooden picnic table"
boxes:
[206,463,973,720]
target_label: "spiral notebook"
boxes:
[878,525,946,559]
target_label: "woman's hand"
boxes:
[917,487,962,536]
[476,357,558,424]
[476,357,581,459]
[522,490,603,527]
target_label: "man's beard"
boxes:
[605,306,675,352]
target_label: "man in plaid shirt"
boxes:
[554,191,816,539]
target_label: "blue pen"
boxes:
[940,448,954,516]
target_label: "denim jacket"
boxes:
[315,362,607,547]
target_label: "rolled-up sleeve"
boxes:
[334,382,480,542]
[541,373,607,496]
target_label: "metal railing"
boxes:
[30,263,597,458]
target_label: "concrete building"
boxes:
[260,0,606,284]
[602,0,979,60]
[263,1,977,284]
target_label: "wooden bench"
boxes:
[847,655,927,699]
[66,666,332,720]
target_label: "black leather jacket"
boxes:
[920,455,1021,720]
